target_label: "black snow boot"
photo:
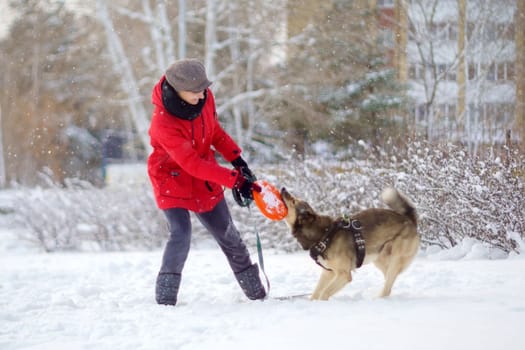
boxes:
[155,273,181,305]
[235,264,266,300]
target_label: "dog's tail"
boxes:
[381,187,417,226]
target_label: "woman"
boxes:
[148,58,266,305]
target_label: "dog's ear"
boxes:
[296,202,316,224]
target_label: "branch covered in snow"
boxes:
[235,142,525,254]
[6,142,524,254]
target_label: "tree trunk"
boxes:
[204,0,217,79]
[457,0,466,136]
[96,0,152,156]
[157,0,176,65]
[516,0,525,145]
[177,0,186,59]
[142,0,166,73]
[395,0,408,82]
[226,1,244,150]
[0,104,5,187]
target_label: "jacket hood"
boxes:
[152,76,166,108]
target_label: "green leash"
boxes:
[249,206,271,297]
[232,167,270,296]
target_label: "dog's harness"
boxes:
[309,216,366,270]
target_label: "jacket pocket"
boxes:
[159,169,192,199]
[202,180,223,197]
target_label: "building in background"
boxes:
[285,0,522,149]
[377,0,521,148]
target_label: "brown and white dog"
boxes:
[280,187,420,300]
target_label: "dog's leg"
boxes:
[374,253,400,297]
[380,254,416,297]
[318,271,351,300]
[379,261,401,297]
[311,269,334,300]
[376,231,419,297]
[374,242,392,297]
[374,241,401,297]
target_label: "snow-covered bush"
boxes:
[236,141,524,254]
[7,142,524,254]
[9,178,166,252]
[393,142,524,252]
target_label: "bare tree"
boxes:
[0,103,5,187]
[96,0,152,156]
[178,0,187,58]
[402,0,516,153]
[463,0,515,155]
[95,0,289,159]
[516,0,525,144]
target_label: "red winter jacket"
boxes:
[147,76,241,212]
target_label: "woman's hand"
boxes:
[234,173,261,200]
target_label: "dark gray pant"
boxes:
[159,199,252,274]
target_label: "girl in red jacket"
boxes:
[148,59,265,305]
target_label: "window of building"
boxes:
[380,28,395,48]
[408,21,414,33]
[466,62,515,82]
[506,62,515,80]
[429,22,457,41]
[468,63,477,80]
[487,63,496,81]
[496,23,515,41]
[497,63,505,80]
[506,23,515,41]
[437,64,447,79]
[467,22,475,39]
[430,23,442,40]
[409,63,459,81]
[436,64,457,81]
[435,104,445,119]
[449,104,457,119]
[408,63,423,80]
[415,104,427,124]
[444,65,452,80]
[377,0,394,8]
[435,104,457,121]
[448,24,458,41]
[485,103,513,125]
[468,103,480,123]
[484,23,498,42]
[486,103,496,118]
[448,67,457,81]
[408,65,416,79]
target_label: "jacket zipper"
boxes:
[192,116,211,192]
[190,116,205,147]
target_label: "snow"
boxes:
[104,163,148,188]
[1,228,524,350]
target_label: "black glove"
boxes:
[231,157,259,207]
[231,156,254,179]
[234,173,261,201]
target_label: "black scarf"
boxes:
[161,79,207,121]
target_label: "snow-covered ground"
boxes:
[1,228,524,350]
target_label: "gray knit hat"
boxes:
[165,59,212,92]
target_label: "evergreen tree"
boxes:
[279,0,407,155]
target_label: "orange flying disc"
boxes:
[252,180,288,221]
